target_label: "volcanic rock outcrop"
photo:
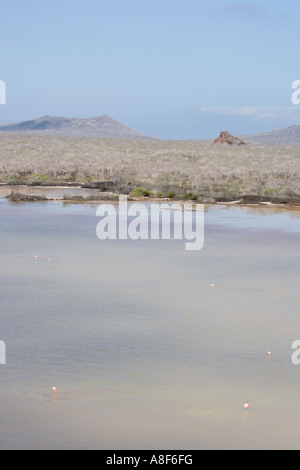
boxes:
[214,130,246,145]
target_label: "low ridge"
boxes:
[0,115,154,139]
[241,125,300,145]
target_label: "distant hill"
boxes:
[241,125,300,145]
[0,115,154,139]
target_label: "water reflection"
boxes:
[221,203,300,218]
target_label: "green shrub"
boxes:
[156,191,163,199]
[167,192,176,198]
[130,187,153,197]
[183,192,198,200]
[30,173,48,182]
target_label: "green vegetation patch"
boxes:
[130,187,153,197]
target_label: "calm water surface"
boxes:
[0,196,300,449]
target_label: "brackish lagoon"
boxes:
[0,192,300,449]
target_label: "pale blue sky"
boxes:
[0,0,300,139]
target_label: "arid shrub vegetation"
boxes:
[0,133,299,199]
